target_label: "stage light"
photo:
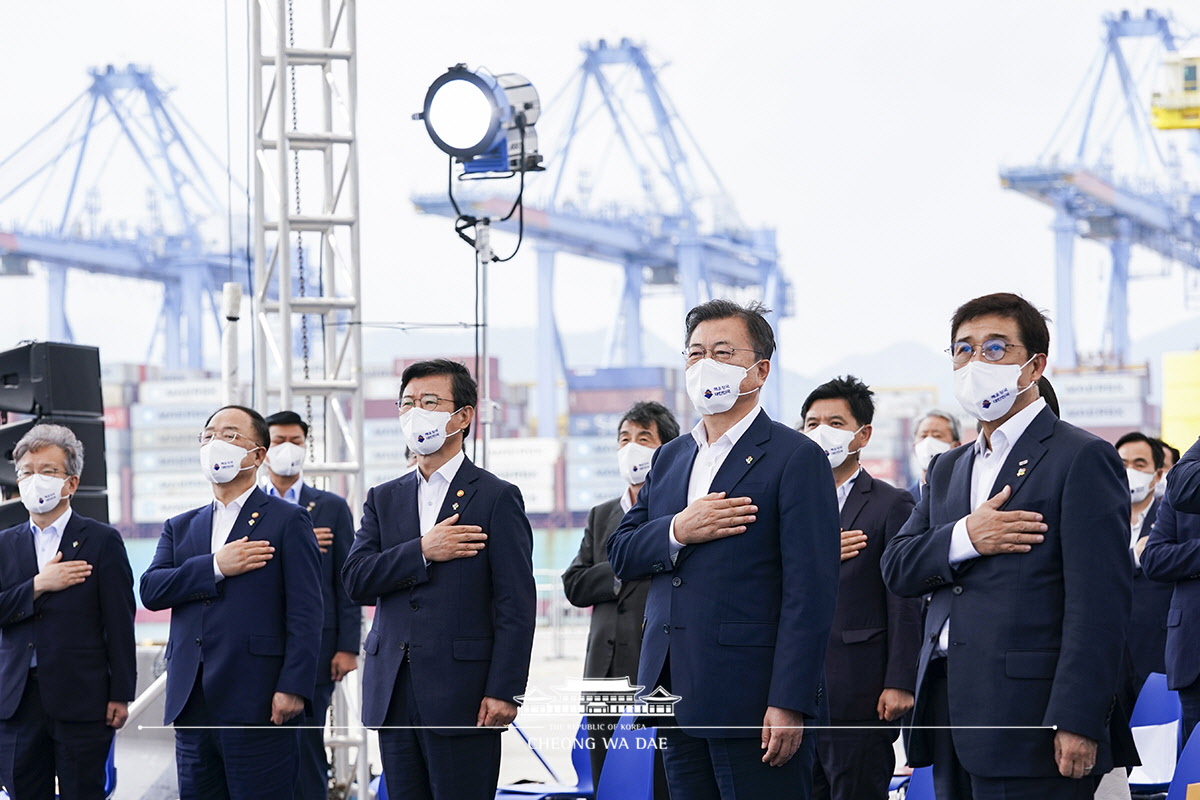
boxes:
[416,64,543,174]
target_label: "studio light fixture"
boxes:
[415,64,543,174]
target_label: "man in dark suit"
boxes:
[341,359,536,800]
[799,376,921,800]
[0,424,136,799]
[607,299,840,800]
[140,405,323,799]
[1116,431,1169,690]
[881,292,1131,800]
[562,400,679,793]
[262,410,361,800]
[1145,435,1200,745]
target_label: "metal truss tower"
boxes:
[250,0,366,791]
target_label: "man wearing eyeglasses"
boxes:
[0,424,136,799]
[342,359,535,800]
[140,405,323,799]
[882,293,1131,800]
[608,299,840,800]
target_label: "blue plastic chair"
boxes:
[594,716,656,800]
[371,772,389,800]
[1165,723,1200,799]
[494,717,594,799]
[0,739,116,800]
[1130,672,1183,794]
[903,765,934,800]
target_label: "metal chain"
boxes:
[286,0,315,459]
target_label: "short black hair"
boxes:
[204,405,270,449]
[264,410,309,438]
[619,401,680,444]
[1116,431,1164,470]
[1154,438,1180,467]
[801,375,875,426]
[400,359,478,441]
[684,299,776,361]
[950,292,1050,361]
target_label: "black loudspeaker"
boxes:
[0,417,107,491]
[0,343,103,417]
[0,491,109,529]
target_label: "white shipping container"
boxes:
[138,380,223,406]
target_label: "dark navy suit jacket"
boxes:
[0,513,136,722]
[607,410,840,736]
[297,483,361,680]
[140,488,324,725]
[826,470,921,722]
[881,407,1131,778]
[341,458,536,734]
[1141,492,1200,692]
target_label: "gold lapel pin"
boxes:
[307,502,316,511]
[251,512,260,518]
[456,489,465,497]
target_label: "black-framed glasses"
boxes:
[15,467,68,481]
[397,394,455,413]
[946,339,1027,366]
[682,346,759,366]
[198,430,255,445]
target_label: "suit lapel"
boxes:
[946,447,975,518]
[227,488,269,543]
[18,523,38,579]
[707,411,771,494]
[58,513,86,561]
[840,471,872,530]
[438,458,480,521]
[299,483,320,519]
[190,502,215,556]
[990,407,1054,508]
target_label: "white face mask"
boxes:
[1127,468,1156,505]
[953,357,1037,422]
[686,358,761,416]
[617,442,657,486]
[267,442,306,477]
[1155,475,1168,499]
[913,436,953,473]
[200,439,258,484]
[401,407,464,456]
[804,424,864,469]
[19,474,68,515]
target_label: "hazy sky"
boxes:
[1,1,1197,384]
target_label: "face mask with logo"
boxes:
[617,442,656,486]
[913,436,953,472]
[200,440,258,484]
[1155,475,1168,500]
[267,442,306,477]
[401,407,464,456]
[1127,468,1156,504]
[953,357,1037,422]
[685,358,761,416]
[804,424,863,469]
[19,474,68,515]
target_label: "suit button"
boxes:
[929,633,938,643]
[662,624,670,634]
[410,602,419,611]
[27,643,33,650]
[607,639,615,645]
[195,638,202,646]
[203,600,213,606]
[952,586,963,595]
[672,577,682,587]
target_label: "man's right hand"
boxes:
[965,485,1047,556]
[33,551,92,597]
[421,514,487,562]
[673,492,756,545]
[840,529,867,561]
[215,536,275,576]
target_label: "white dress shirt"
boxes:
[836,467,862,513]
[938,396,1047,652]
[31,506,73,667]
[211,484,258,581]
[669,405,764,555]
[418,450,466,536]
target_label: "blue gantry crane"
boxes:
[413,39,791,426]
[0,64,249,370]
[999,9,1200,368]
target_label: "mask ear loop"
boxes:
[1014,354,1042,396]
[736,359,766,398]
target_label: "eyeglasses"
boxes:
[198,430,256,445]
[945,340,1027,366]
[15,467,68,481]
[682,346,760,366]
[397,394,455,413]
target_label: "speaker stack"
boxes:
[0,343,108,529]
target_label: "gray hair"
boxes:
[915,409,961,442]
[13,424,85,476]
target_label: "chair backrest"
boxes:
[1166,724,1200,800]
[104,739,117,799]
[595,716,656,800]
[904,765,935,800]
[1132,673,1183,727]
[571,716,594,793]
